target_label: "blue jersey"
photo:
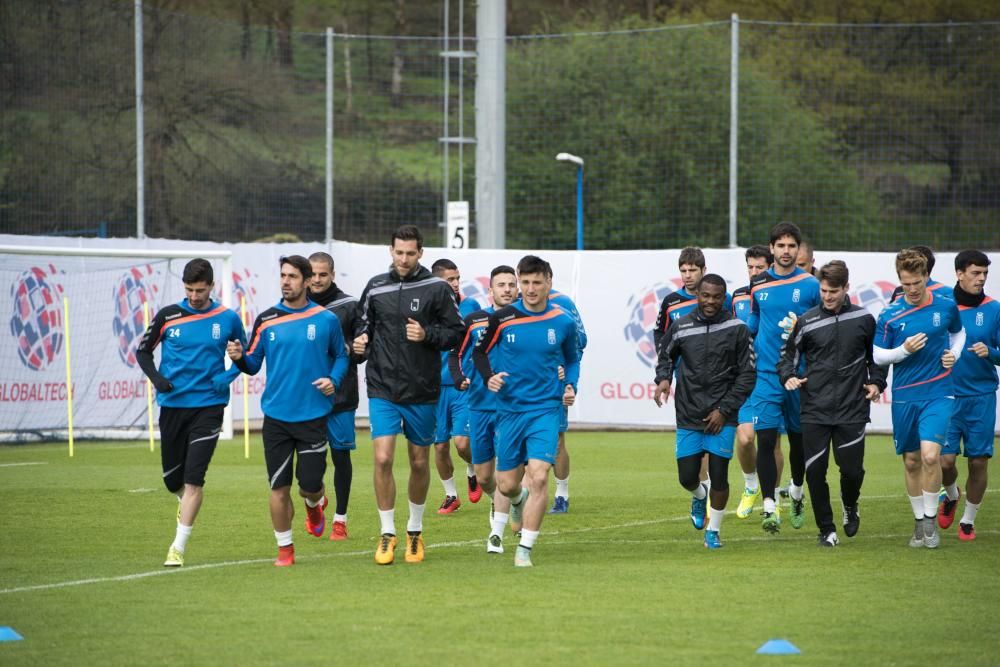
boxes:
[732,285,752,323]
[748,268,820,374]
[448,306,496,411]
[237,301,349,422]
[874,292,963,402]
[472,299,581,413]
[440,296,481,386]
[550,290,587,352]
[952,295,1000,397]
[137,299,246,409]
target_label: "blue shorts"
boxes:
[469,408,497,465]
[676,426,736,460]
[752,373,801,433]
[559,406,569,433]
[495,407,560,472]
[891,398,953,455]
[433,385,470,443]
[326,410,357,450]
[369,398,436,447]
[945,394,995,458]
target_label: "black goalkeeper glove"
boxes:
[153,377,174,393]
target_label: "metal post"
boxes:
[576,166,584,251]
[442,0,450,236]
[729,13,739,248]
[458,0,465,202]
[326,27,334,243]
[475,0,506,248]
[134,0,145,239]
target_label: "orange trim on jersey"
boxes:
[896,368,952,391]
[247,305,326,354]
[958,296,993,311]
[750,271,814,296]
[484,308,564,351]
[661,298,696,331]
[159,304,228,339]
[459,320,489,357]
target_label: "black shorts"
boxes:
[159,405,225,491]
[262,415,328,492]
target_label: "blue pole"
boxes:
[575,166,584,251]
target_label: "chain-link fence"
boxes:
[2,2,999,251]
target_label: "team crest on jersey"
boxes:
[211,322,221,340]
[792,288,801,303]
[410,298,420,312]
[932,313,941,327]
[307,324,316,340]
[976,312,984,327]
[547,328,557,345]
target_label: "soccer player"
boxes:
[430,258,481,514]
[873,249,964,549]
[653,247,732,350]
[777,261,886,546]
[547,286,587,514]
[448,265,519,552]
[939,250,999,540]
[308,251,363,540]
[353,225,465,565]
[472,255,581,567]
[653,274,755,549]
[889,245,950,303]
[731,245,786,519]
[228,255,348,566]
[136,258,245,567]
[796,239,819,277]
[747,222,820,533]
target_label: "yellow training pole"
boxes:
[143,302,155,452]
[241,296,250,459]
[63,297,75,457]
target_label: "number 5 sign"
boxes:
[447,201,469,249]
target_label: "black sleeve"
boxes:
[653,320,680,384]
[652,295,670,352]
[776,318,804,385]
[423,284,465,351]
[446,315,473,387]
[135,309,173,391]
[354,281,374,358]
[472,312,501,385]
[863,316,888,391]
[345,301,366,364]
[719,325,757,418]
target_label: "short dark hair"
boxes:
[431,258,458,276]
[182,258,214,285]
[818,260,849,288]
[955,249,991,272]
[909,245,935,273]
[696,273,727,291]
[392,224,423,249]
[280,254,313,280]
[769,222,802,246]
[799,239,815,257]
[516,255,553,279]
[308,251,334,271]
[745,244,773,265]
[678,247,705,269]
[895,249,928,278]
[490,265,516,282]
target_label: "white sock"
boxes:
[555,477,569,499]
[945,483,959,501]
[442,477,458,498]
[763,497,776,514]
[519,528,539,549]
[466,464,475,477]
[172,523,192,553]
[333,513,347,523]
[274,529,293,547]
[378,509,395,536]
[789,483,804,501]
[960,500,980,525]
[922,491,939,518]
[909,495,924,520]
[692,483,707,500]
[742,472,758,491]
[708,508,724,532]
[491,512,509,537]
[305,496,322,508]
[407,501,425,533]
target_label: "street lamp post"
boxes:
[556,152,584,250]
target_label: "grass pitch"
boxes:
[1,432,998,665]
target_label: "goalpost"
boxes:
[0,245,238,446]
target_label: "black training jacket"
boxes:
[655,309,756,430]
[776,301,888,425]
[357,264,465,404]
[310,283,363,413]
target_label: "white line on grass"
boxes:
[0,462,47,468]
[3,490,997,596]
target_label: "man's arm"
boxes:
[863,316,888,392]
[327,314,349,388]
[654,320,680,385]
[776,318,804,386]
[719,326,757,419]
[232,315,266,375]
[447,316,474,388]
[352,282,374,357]
[422,285,465,351]
[560,320,582,391]
[472,312,502,385]
[652,295,671,351]
[135,309,173,393]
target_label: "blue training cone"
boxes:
[756,639,800,655]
